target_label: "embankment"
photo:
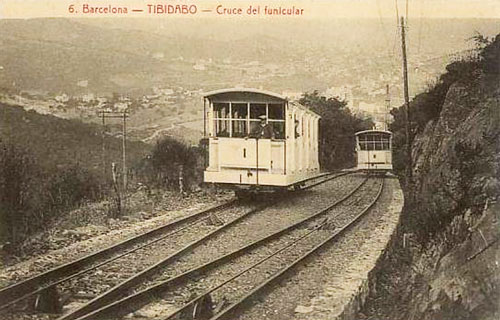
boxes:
[345,36,499,319]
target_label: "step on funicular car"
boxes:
[203,88,321,194]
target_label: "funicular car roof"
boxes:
[355,130,392,136]
[204,88,320,119]
[203,88,287,102]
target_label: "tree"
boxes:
[299,91,373,170]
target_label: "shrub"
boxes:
[0,141,102,250]
[134,137,203,191]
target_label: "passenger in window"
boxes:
[250,115,275,139]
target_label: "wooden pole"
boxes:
[111,162,121,217]
[122,111,127,215]
[385,84,391,131]
[203,98,208,169]
[400,16,412,179]
[101,112,106,178]
[99,110,128,214]
[122,112,127,190]
[256,138,259,186]
[179,165,184,194]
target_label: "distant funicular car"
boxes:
[355,130,393,172]
[203,88,321,194]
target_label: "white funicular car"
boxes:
[355,130,393,172]
[203,88,321,193]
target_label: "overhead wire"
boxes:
[375,0,398,74]
[375,0,390,49]
[417,0,425,52]
[405,0,411,100]
[394,0,400,26]
[406,0,409,23]
[392,0,401,57]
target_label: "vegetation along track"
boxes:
[0,171,348,320]
[64,174,378,320]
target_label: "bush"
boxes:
[0,141,102,250]
[48,165,101,208]
[134,137,204,191]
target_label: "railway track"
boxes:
[62,175,380,320]
[208,178,384,320]
[55,171,352,320]
[0,171,348,320]
[0,200,240,311]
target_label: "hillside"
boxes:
[348,35,499,320]
[0,18,291,97]
[0,103,150,175]
[1,18,497,100]
[0,102,152,250]
[1,18,497,145]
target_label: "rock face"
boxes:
[349,42,500,320]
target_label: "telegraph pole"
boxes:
[101,112,106,178]
[122,112,127,191]
[98,110,129,215]
[400,16,412,179]
[384,84,391,131]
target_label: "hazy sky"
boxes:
[0,0,499,19]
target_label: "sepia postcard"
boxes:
[0,1,498,320]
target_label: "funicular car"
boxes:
[355,130,393,172]
[203,88,321,192]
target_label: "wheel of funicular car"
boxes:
[293,184,302,191]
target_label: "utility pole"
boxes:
[98,110,129,215]
[101,112,106,178]
[385,84,391,131]
[122,112,127,191]
[400,16,412,179]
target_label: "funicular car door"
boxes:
[217,138,271,184]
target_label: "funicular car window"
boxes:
[231,103,248,138]
[383,140,390,150]
[249,103,266,136]
[214,119,230,137]
[250,103,266,119]
[268,103,284,120]
[213,101,288,139]
[382,134,390,150]
[214,103,229,118]
[214,103,230,137]
[271,122,285,139]
[358,134,368,150]
[359,134,374,151]
[373,134,383,150]
[358,133,391,150]
[268,103,285,139]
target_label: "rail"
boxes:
[0,200,238,310]
[68,174,369,320]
